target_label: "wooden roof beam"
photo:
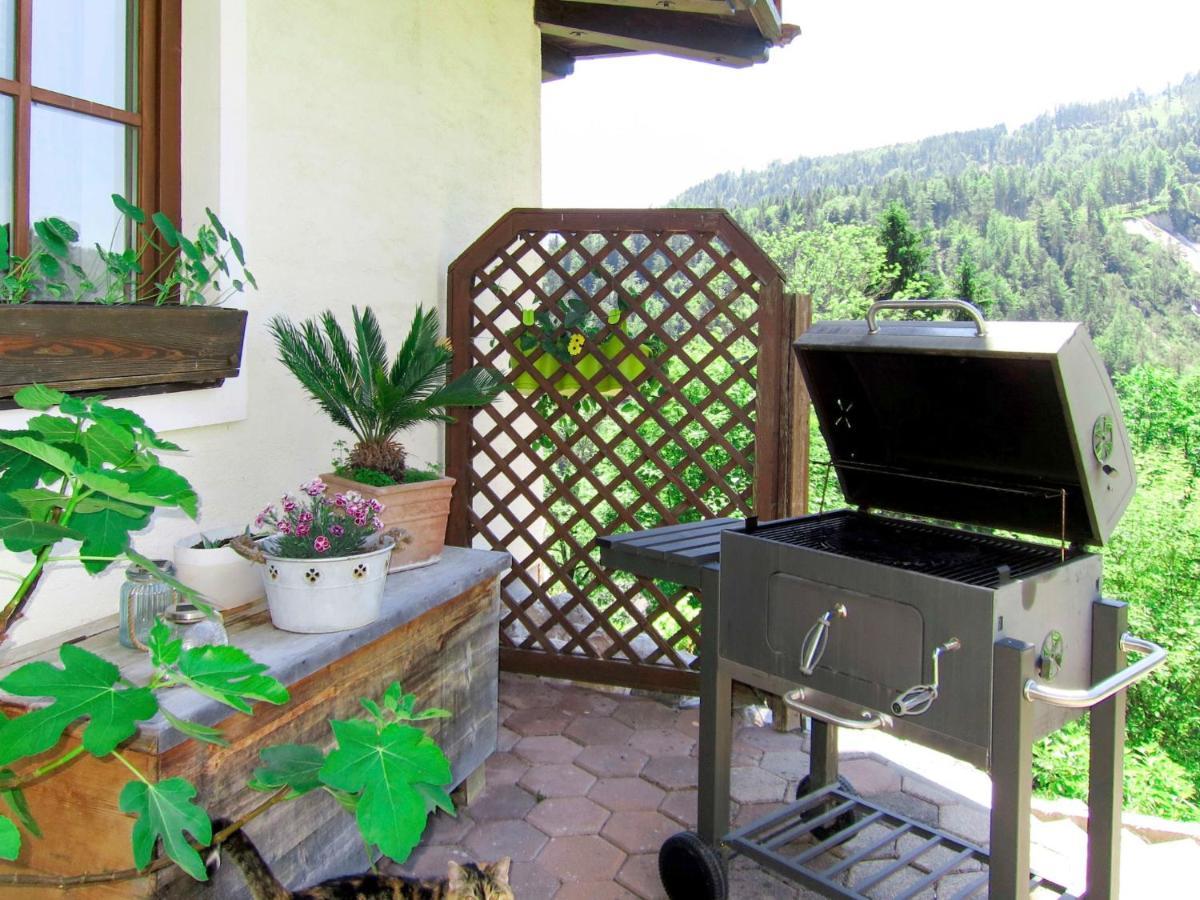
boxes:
[534,0,770,67]
[541,37,576,81]
[739,0,783,42]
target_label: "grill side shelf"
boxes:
[597,518,741,588]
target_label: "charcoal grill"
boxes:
[598,300,1166,899]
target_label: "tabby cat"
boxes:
[209,820,514,900]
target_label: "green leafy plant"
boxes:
[269,305,502,483]
[0,622,290,878]
[249,683,454,863]
[0,388,455,882]
[0,195,256,306]
[0,385,200,640]
[513,271,640,364]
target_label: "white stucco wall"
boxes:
[5,0,540,647]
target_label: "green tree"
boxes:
[872,201,931,299]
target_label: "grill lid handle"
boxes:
[865,299,988,336]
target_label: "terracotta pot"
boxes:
[321,473,455,573]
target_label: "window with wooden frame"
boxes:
[0,0,180,266]
[0,0,247,404]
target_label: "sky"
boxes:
[542,0,1200,208]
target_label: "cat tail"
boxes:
[209,818,291,900]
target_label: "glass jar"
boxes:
[118,560,177,650]
[165,603,228,651]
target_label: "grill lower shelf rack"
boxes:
[723,784,1071,899]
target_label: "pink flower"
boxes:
[354,514,368,527]
[314,535,331,553]
[277,521,292,535]
[296,521,311,537]
[254,504,274,528]
[301,478,327,496]
[299,509,314,524]
[282,495,297,513]
[330,523,345,537]
[368,498,384,513]
[372,516,384,530]
[334,493,347,508]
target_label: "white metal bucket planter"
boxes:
[255,538,396,633]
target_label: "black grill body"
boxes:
[720,512,1098,766]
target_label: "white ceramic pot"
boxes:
[173,527,264,610]
[259,538,394,634]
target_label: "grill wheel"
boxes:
[796,774,860,840]
[658,830,727,900]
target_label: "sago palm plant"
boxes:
[269,305,502,482]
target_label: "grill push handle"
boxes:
[783,689,889,730]
[1024,633,1166,708]
[865,299,988,336]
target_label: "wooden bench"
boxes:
[0,546,509,898]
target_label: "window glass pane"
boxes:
[31,104,132,284]
[0,0,14,79]
[0,95,11,233]
[32,0,132,109]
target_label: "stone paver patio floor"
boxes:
[386,673,1198,898]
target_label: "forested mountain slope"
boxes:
[674,74,1200,372]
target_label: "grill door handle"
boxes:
[783,689,890,730]
[865,299,988,336]
[1023,633,1167,708]
[798,603,846,675]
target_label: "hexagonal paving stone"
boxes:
[556,882,638,899]
[527,796,610,837]
[733,801,789,829]
[675,704,700,735]
[730,765,789,804]
[601,810,681,855]
[760,750,812,781]
[501,674,565,710]
[939,803,991,847]
[629,727,695,756]
[846,859,933,899]
[514,734,583,765]
[738,723,805,752]
[575,744,650,779]
[642,754,698,791]
[391,843,476,880]
[559,688,621,717]
[565,714,636,746]
[483,751,528,787]
[896,832,981,874]
[613,698,679,730]
[508,860,561,900]
[505,706,574,737]
[729,854,819,898]
[841,757,903,796]
[538,834,626,883]
[464,783,536,822]
[497,725,518,752]
[616,852,669,900]
[589,777,666,812]
[658,788,698,828]
[464,819,548,863]
[872,791,938,827]
[519,763,596,799]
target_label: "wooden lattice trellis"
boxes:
[448,209,809,692]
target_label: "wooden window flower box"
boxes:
[0,303,249,401]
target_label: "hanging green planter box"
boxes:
[509,334,649,397]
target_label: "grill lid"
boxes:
[794,301,1135,545]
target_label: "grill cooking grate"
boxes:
[749,511,1072,588]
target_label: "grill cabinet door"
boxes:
[766,574,925,692]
